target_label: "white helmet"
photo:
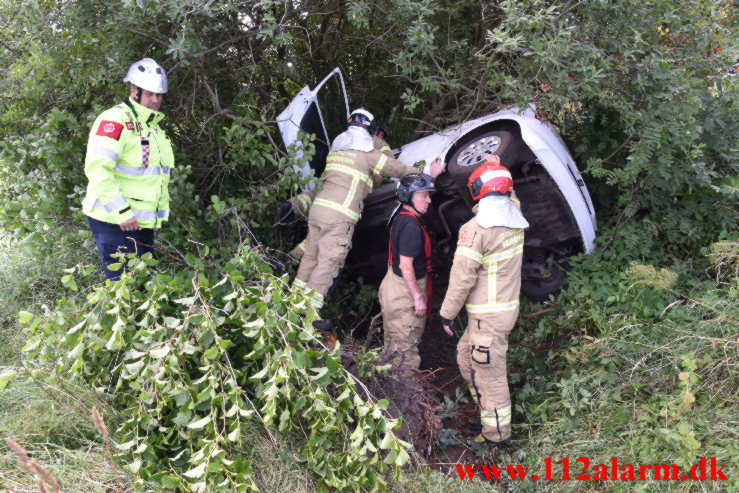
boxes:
[123,58,168,94]
[348,108,377,135]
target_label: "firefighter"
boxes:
[379,173,436,371]
[293,108,445,330]
[82,58,173,281]
[276,123,396,262]
[439,156,529,448]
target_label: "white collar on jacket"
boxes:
[476,195,530,229]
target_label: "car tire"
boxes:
[521,262,567,302]
[446,124,521,190]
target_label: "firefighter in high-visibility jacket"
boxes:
[277,125,395,261]
[439,157,529,448]
[293,108,444,331]
[82,58,174,280]
[380,173,435,372]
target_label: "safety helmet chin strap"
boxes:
[388,193,426,228]
[406,203,423,216]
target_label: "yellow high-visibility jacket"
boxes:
[82,97,174,228]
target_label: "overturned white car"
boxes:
[277,68,596,300]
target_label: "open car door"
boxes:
[277,68,350,182]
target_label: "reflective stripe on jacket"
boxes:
[288,137,395,217]
[311,148,415,223]
[82,97,174,228]
[372,136,394,158]
[439,215,524,323]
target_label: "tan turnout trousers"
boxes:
[457,317,513,442]
[379,267,427,370]
[293,217,354,309]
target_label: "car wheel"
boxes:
[446,124,520,190]
[521,260,567,302]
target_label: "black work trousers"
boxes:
[86,216,154,281]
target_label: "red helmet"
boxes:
[468,156,513,201]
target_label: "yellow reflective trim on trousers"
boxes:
[313,197,360,221]
[481,407,512,426]
[380,145,391,152]
[297,240,306,252]
[468,387,479,403]
[372,154,388,175]
[296,193,312,210]
[495,406,512,418]
[455,246,482,264]
[325,163,373,187]
[293,278,307,290]
[307,290,324,308]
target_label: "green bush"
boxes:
[22,247,410,492]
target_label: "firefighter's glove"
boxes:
[275,201,294,224]
[441,317,454,336]
[376,122,390,140]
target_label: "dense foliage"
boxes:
[1,0,736,254]
[1,0,736,491]
[22,249,410,491]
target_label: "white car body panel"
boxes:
[276,68,350,188]
[398,107,596,253]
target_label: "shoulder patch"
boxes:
[95,120,123,140]
[457,229,476,247]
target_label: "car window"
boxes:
[315,72,349,143]
[299,102,330,177]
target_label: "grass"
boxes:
[0,377,131,492]
[0,230,123,492]
[1,228,736,492]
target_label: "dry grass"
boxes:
[0,373,131,493]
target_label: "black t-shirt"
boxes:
[390,212,428,279]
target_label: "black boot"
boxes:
[312,319,337,348]
[467,433,511,450]
[312,319,333,332]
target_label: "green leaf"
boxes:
[173,410,192,426]
[61,273,78,291]
[150,345,171,359]
[187,416,211,430]
[227,427,240,442]
[0,370,17,390]
[183,462,207,478]
[310,367,328,381]
[203,345,220,361]
[174,296,196,306]
[160,476,180,488]
[18,311,33,324]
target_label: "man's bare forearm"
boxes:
[398,255,422,299]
